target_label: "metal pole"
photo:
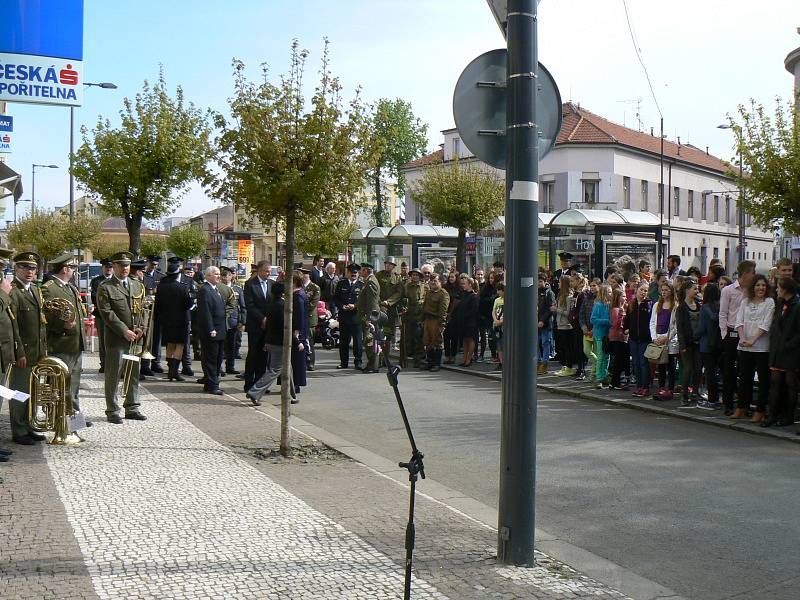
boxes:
[497,0,539,567]
[738,154,745,263]
[658,117,664,268]
[69,106,75,220]
[31,165,35,213]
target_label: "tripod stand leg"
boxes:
[404,473,417,600]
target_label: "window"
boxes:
[713,247,719,258]
[681,247,685,256]
[641,180,648,211]
[713,195,719,222]
[658,184,664,213]
[687,190,694,218]
[453,137,461,157]
[623,176,631,209]
[582,180,598,204]
[541,181,555,213]
[673,187,680,217]
[724,196,731,224]
[701,194,707,220]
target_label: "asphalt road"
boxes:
[290,349,800,600]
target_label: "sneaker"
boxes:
[696,400,715,410]
[576,373,587,381]
[554,367,569,377]
[596,382,606,389]
[611,384,628,391]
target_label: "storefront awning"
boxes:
[0,162,23,201]
[550,208,660,228]
[387,224,459,238]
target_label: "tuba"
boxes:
[120,291,155,398]
[29,356,78,445]
[43,297,75,323]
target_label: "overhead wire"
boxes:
[621,0,662,119]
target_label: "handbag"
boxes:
[644,342,667,364]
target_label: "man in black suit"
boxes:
[310,254,325,286]
[197,266,226,395]
[90,258,114,373]
[243,259,273,391]
[334,263,363,369]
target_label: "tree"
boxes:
[72,69,214,255]
[411,159,505,272]
[88,238,128,262]
[296,211,358,257]
[728,97,800,234]
[214,40,376,456]
[167,225,208,261]
[369,98,428,227]
[8,210,102,262]
[140,234,170,258]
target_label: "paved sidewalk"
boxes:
[430,353,800,445]
[1,355,639,599]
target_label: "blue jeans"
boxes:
[629,340,650,389]
[538,329,553,364]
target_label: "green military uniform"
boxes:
[401,273,426,368]
[376,258,404,344]
[41,254,87,414]
[8,252,48,440]
[217,281,236,320]
[357,267,381,372]
[305,279,321,369]
[97,252,146,419]
[0,249,25,441]
[422,285,450,370]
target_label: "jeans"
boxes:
[538,329,553,364]
[679,344,701,396]
[700,352,721,403]
[737,350,770,411]
[555,329,574,368]
[582,335,597,376]
[721,332,739,409]
[629,340,650,389]
[657,355,677,390]
[609,340,629,387]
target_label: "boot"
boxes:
[750,410,765,424]
[730,408,747,419]
[168,359,186,382]
[430,349,442,372]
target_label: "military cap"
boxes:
[167,256,184,264]
[346,263,360,273]
[13,251,40,267]
[100,257,113,267]
[49,252,78,269]
[361,262,374,270]
[183,263,195,272]
[558,252,574,261]
[219,265,232,275]
[130,259,147,271]
[296,267,310,275]
[384,256,397,266]
[147,255,161,263]
[293,262,305,270]
[110,251,133,264]
[166,262,181,275]
[409,268,422,276]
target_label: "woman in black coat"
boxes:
[765,277,800,428]
[453,275,480,367]
[154,266,192,381]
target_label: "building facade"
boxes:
[401,103,776,274]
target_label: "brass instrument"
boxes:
[29,356,78,445]
[43,297,75,322]
[120,292,155,398]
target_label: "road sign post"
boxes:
[497,0,539,566]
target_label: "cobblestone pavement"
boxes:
[433,351,800,444]
[2,354,634,599]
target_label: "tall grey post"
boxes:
[497,0,539,566]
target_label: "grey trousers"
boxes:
[104,341,141,417]
[248,343,295,403]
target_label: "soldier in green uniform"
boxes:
[96,251,148,424]
[213,266,236,382]
[0,248,23,457]
[376,257,404,357]
[41,253,91,426]
[356,262,381,373]
[422,273,450,372]
[7,252,48,445]
[301,268,321,371]
[400,268,426,368]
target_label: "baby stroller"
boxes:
[315,302,340,349]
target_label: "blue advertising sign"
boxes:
[0,0,84,60]
[0,116,12,131]
[0,0,84,107]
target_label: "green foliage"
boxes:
[8,210,102,260]
[369,98,428,226]
[139,234,169,258]
[411,159,504,272]
[295,212,358,257]
[167,225,208,260]
[88,238,128,261]
[728,97,800,234]
[72,68,214,254]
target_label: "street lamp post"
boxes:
[70,82,117,219]
[13,197,31,224]
[31,164,59,213]
[717,123,746,263]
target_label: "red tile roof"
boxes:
[401,104,735,175]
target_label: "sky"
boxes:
[2,0,799,224]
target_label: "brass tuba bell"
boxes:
[29,356,79,445]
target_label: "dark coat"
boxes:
[154,276,192,344]
[291,289,307,387]
[624,299,652,344]
[769,294,800,371]
[263,297,285,346]
[90,273,111,318]
[334,276,362,324]
[197,282,227,341]
[244,276,273,334]
[452,290,479,334]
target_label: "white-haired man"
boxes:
[320,262,339,316]
[197,266,227,395]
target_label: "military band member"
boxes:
[41,253,91,426]
[401,268,426,368]
[90,258,113,373]
[0,248,23,458]
[96,251,147,423]
[7,252,48,444]
[143,255,165,374]
[334,263,363,370]
[357,262,381,373]
[422,273,450,372]
[376,257,403,356]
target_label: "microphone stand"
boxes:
[383,351,425,600]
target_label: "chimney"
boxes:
[650,127,654,136]
[706,146,709,154]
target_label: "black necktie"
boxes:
[123,280,129,291]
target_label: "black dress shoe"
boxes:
[219,372,226,377]
[0,455,9,462]
[107,414,124,424]
[247,393,262,406]
[124,412,147,421]
[307,364,315,371]
[85,420,94,428]
[13,435,36,445]
[206,388,223,396]
[290,398,299,404]
[139,373,147,380]
[235,374,245,380]
[151,364,165,373]
[226,369,241,375]
[28,432,46,442]
[182,367,195,376]
[197,377,207,384]
[336,365,348,369]
[235,354,243,360]
[140,367,155,376]
[99,366,105,373]
[0,448,13,456]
